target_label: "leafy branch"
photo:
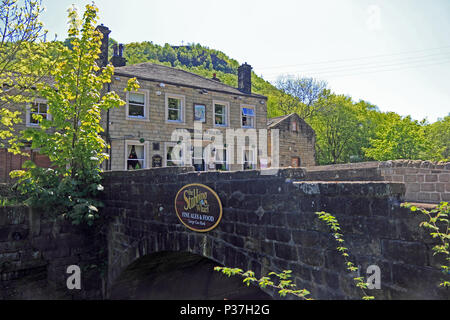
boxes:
[401,202,450,289]
[214,267,312,300]
[315,211,375,300]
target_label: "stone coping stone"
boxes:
[292,181,405,197]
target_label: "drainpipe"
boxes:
[106,82,112,171]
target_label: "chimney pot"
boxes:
[119,44,124,57]
[211,73,221,82]
[110,43,127,67]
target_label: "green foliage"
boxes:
[309,93,364,164]
[363,114,430,161]
[315,211,375,300]
[424,115,450,161]
[0,108,21,147]
[274,75,328,120]
[10,4,139,226]
[214,266,311,300]
[0,197,20,207]
[121,41,238,74]
[401,202,450,289]
[0,0,54,152]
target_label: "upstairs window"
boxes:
[127,92,146,119]
[27,101,48,126]
[291,121,298,132]
[241,106,255,128]
[214,102,228,127]
[166,94,184,122]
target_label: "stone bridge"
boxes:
[0,164,449,300]
[100,166,448,300]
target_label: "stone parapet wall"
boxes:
[102,167,448,300]
[305,160,450,204]
[379,160,450,203]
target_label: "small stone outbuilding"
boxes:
[268,113,316,167]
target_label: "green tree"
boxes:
[424,115,450,161]
[309,93,362,164]
[346,100,386,162]
[363,113,429,161]
[0,0,50,149]
[274,75,328,120]
[11,4,138,225]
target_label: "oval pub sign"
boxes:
[175,183,223,232]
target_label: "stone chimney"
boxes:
[96,24,110,68]
[238,62,252,94]
[111,43,127,67]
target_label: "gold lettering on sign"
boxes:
[175,183,223,233]
[183,188,209,212]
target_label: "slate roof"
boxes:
[114,62,267,99]
[268,113,316,138]
[267,114,292,128]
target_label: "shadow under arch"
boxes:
[108,251,272,300]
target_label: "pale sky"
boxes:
[40,0,450,123]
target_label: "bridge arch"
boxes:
[108,250,272,300]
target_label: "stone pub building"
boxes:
[0,25,316,181]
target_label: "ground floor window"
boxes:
[166,144,184,167]
[191,145,229,172]
[214,148,228,171]
[127,144,145,170]
[192,146,205,171]
[243,148,256,170]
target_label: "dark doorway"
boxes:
[109,251,272,300]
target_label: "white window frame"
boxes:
[164,142,185,167]
[242,147,257,170]
[26,98,50,127]
[191,143,206,171]
[213,100,230,127]
[241,105,256,129]
[126,89,149,121]
[165,93,185,123]
[124,140,148,170]
[212,147,229,171]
